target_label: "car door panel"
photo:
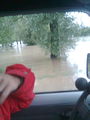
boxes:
[12,91,89,120]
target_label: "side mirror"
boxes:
[87,53,90,79]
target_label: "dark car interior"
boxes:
[0,0,90,16]
[1,0,90,120]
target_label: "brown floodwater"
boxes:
[0,37,90,92]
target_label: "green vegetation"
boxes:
[0,12,89,58]
[79,27,90,36]
[0,68,4,73]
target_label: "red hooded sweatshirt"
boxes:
[0,64,35,120]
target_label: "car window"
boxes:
[0,11,90,92]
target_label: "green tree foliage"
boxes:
[0,17,14,46]
[0,12,81,58]
[25,13,78,58]
[0,15,35,46]
[79,27,90,36]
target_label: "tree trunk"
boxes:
[50,54,57,59]
[20,41,22,44]
[50,18,59,59]
[16,41,18,45]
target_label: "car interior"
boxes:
[0,0,90,120]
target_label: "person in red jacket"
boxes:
[0,64,35,120]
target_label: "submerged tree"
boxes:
[26,12,78,58]
[0,17,14,47]
[0,12,79,58]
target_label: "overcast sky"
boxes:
[69,12,90,27]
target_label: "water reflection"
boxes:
[13,41,25,54]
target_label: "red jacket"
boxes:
[0,64,35,120]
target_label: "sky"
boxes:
[69,12,90,27]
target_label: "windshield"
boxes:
[0,12,90,92]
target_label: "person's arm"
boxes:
[0,64,35,120]
[5,64,35,113]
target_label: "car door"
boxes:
[11,91,84,120]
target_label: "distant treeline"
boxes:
[0,12,89,58]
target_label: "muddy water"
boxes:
[0,37,90,92]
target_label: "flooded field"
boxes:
[0,37,90,92]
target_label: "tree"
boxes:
[0,12,79,58]
[0,17,14,47]
[12,15,36,46]
[79,26,90,36]
[25,12,78,58]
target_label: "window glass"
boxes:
[0,12,90,92]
